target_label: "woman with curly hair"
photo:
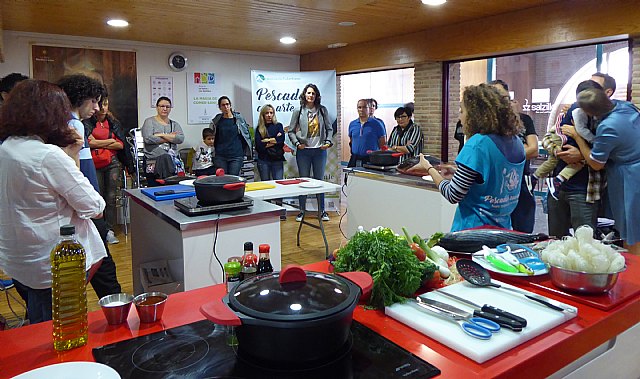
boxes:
[410,83,525,231]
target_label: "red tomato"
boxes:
[409,243,426,261]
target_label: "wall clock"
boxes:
[169,52,188,71]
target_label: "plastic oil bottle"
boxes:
[51,224,88,351]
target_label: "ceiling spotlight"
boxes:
[328,43,348,49]
[421,0,446,5]
[107,19,129,27]
[338,21,356,27]
[280,37,297,45]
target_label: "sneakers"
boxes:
[0,279,14,290]
[296,212,305,222]
[546,176,563,200]
[106,230,120,244]
[320,211,330,222]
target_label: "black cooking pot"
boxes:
[367,149,404,166]
[193,169,246,204]
[201,265,373,364]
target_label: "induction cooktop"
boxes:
[93,319,440,378]
[174,196,253,216]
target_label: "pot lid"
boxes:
[229,268,358,321]
[194,169,245,185]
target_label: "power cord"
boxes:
[210,214,224,282]
[0,281,27,328]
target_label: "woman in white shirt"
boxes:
[0,80,106,323]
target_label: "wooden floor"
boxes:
[0,210,348,327]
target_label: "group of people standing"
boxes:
[0,74,125,323]
[141,83,335,222]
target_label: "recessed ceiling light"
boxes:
[280,37,296,44]
[328,43,348,49]
[107,19,129,27]
[421,0,446,5]
[338,21,356,27]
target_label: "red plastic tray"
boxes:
[499,253,640,311]
[275,179,309,185]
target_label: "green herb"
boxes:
[334,227,436,309]
[427,232,445,248]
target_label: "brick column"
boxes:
[632,38,640,107]
[413,62,443,158]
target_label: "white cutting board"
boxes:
[385,280,577,363]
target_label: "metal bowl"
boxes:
[99,293,134,325]
[133,292,168,323]
[548,265,626,294]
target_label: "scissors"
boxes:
[412,297,501,340]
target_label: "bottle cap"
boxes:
[243,242,253,251]
[224,261,242,275]
[259,244,270,254]
[60,224,75,235]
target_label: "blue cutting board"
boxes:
[141,184,196,201]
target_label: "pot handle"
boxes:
[216,168,225,176]
[338,272,373,301]
[391,152,404,157]
[223,182,246,190]
[279,265,307,285]
[155,179,166,185]
[200,296,242,327]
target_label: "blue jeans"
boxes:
[295,148,327,212]
[547,190,598,238]
[257,159,284,181]
[215,156,244,176]
[12,279,52,324]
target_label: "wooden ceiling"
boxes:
[3,0,564,55]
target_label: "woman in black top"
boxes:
[255,104,285,180]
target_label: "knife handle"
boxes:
[473,310,523,332]
[524,294,565,312]
[480,305,528,327]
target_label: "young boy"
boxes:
[533,80,600,199]
[192,128,216,176]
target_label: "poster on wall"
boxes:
[31,45,138,131]
[151,76,173,107]
[250,70,338,211]
[187,72,220,124]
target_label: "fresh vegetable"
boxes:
[409,243,426,261]
[541,226,625,273]
[426,232,445,248]
[334,227,436,309]
[412,234,451,278]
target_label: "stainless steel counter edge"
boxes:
[125,189,284,231]
[343,167,439,190]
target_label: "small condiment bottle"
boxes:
[257,244,274,274]
[224,261,242,293]
[241,242,258,280]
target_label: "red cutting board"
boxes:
[499,253,640,311]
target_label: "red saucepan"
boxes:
[193,168,246,204]
[201,265,373,364]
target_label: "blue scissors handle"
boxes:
[469,317,501,332]
[459,321,492,339]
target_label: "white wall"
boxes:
[0,31,299,149]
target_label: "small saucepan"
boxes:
[367,148,404,166]
[193,168,246,204]
[200,265,373,364]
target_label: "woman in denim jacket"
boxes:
[209,96,253,176]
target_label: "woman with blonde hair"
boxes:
[255,104,285,180]
[410,83,525,231]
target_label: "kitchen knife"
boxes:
[417,296,523,332]
[434,290,527,328]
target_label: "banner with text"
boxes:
[250,70,338,211]
[187,72,220,124]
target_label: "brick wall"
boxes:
[414,62,443,159]
[632,39,640,107]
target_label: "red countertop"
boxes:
[2,257,640,378]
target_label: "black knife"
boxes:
[434,290,528,329]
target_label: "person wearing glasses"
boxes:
[142,97,185,186]
[387,106,424,164]
[209,96,253,176]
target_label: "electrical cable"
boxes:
[210,214,224,281]
[0,281,26,328]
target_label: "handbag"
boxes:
[91,129,114,169]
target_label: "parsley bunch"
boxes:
[334,227,436,309]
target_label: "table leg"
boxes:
[295,212,330,258]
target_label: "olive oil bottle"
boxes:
[51,224,88,351]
